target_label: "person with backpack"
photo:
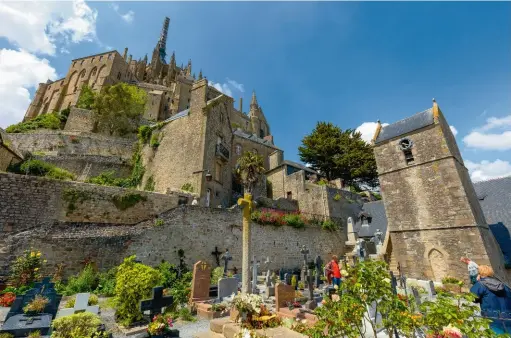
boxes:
[469,265,511,334]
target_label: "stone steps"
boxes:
[202,317,307,338]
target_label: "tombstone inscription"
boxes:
[191,261,211,302]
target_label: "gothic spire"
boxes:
[250,90,258,107]
[156,17,170,62]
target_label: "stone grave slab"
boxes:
[191,261,212,302]
[265,285,275,298]
[0,313,52,337]
[56,293,99,318]
[218,278,237,300]
[275,283,295,311]
[140,286,173,319]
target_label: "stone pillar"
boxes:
[238,193,254,294]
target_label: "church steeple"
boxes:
[156,17,170,63]
[250,90,258,109]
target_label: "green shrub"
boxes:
[283,214,305,229]
[9,249,44,287]
[114,255,162,326]
[51,312,107,338]
[176,307,196,322]
[6,112,61,133]
[28,331,41,338]
[0,333,14,338]
[154,218,164,227]
[211,267,224,286]
[291,275,297,288]
[95,267,117,297]
[86,170,122,186]
[157,261,177,289]
[111,193,147,210]
[137,125,152,143]
[20,159,75,181]
[181,183,193,192]
[322,219,337,231]
[63,264,99,296]
[144,175,155,192]
[65,294,98,308]
[333,193,341,201]
[150,133,160,148]
[169,272,192,306]
[59,108,71,123]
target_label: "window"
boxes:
[220,112,224,124]
[399,138,414,165]
[260,129,264,138]
[235,144,242,155]
[215,162,223,183]
[91,68,97,77]
[72,61,76,67]
[80,60,84,66]
[91,58,95,63]
[99,56,103,61]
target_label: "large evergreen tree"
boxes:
[298,122,378,188]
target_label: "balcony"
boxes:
[216,143,230,161]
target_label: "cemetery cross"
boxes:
[211,246,222,267]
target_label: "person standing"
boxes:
[328,255,342,288]
[470,265,511,334]
[461,257,479,285]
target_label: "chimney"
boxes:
[239,97,243,113]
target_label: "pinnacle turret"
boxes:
[250,90,258,108]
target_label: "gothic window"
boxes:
[91,67,97,77]
[235,144,242,155]
[91,58,95,63]
[80,60,84,66]
[80,70,86,78]
[399,138,414,165]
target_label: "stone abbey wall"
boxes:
[0,172,345,279]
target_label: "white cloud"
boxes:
[465,159,511,182]
[0,0,98,56]
[0,49,58,128]
[111,3,134,23]
[355,121,389,143]
[463,114,511,151]
[227,79,245,93]
[208,79,245,98]
[450,126,458,136]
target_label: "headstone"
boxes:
[6,278,61,321]
[365,242,377,255]
[140,286,174,318]
[314,256,323,287]
[300,245,309,284]
[220,249,232,275]
[190,261,211,302]
[0,314,52,337]
[56,293,99,318]
[265,271,271,287]
[390,272,398,295]
[218,278,238,300]
[428,280,436,298]
[275,283,295,311]
[411,287,421,306]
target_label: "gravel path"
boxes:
[173,318,211,338]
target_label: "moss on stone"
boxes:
[111,193,147,210]
[62,188,92,215]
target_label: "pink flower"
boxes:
[442,325,462,338]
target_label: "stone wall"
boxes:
[8,131,135,160]
[0,147,21,172]
[64,108,95,132]
[37,154,132,179]
[0,172,345,278]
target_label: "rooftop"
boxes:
[233,129,280,150]
[375,108,434,144]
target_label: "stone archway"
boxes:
[428,248,448,281]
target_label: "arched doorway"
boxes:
[428,248,448,281]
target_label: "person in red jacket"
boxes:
[326,255,342,288]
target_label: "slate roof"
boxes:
[358,177,511,264]
[282,160,318,175]
[354,200,388,238]
[375,108,434,144]
[233,129,281,150]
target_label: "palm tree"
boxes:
[234,150,265,194]
[235,151,265,293]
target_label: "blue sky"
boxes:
[0,1,510,182]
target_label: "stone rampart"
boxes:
[0,172,345,278]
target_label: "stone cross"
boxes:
[140,286,174,318]
[211,246,222,267]
[237,193,254,294]
[56,293,99,318]
[374,228,383,245]
[220,249,232,275]
[300,245,309,284]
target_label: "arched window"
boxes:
[91,57,95,63]
[91,67,97,77]
[80,60,84,66]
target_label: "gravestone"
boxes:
[365,241,377,255]
[305,273,316,310]
[140,286,173,319]
[411,287,421,306]
[1,314,52,337]
[265,270,272,287]
[265,285,275,298]
[300,245,309,285]
[218,278,238,300]
[6,278,61,321]
[56,293,99,318]
[275,283,295,311]
[314,256,323,287]
[220,249,232,275]
[190,261,211,302]
[428,280,436,298]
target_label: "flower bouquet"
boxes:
[232,293,263,323]
[23,295,49,316]
[147,314,179,338]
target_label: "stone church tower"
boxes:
[373,100,509,284]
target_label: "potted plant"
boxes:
[147,314,179,338]
[23,295,49,316]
